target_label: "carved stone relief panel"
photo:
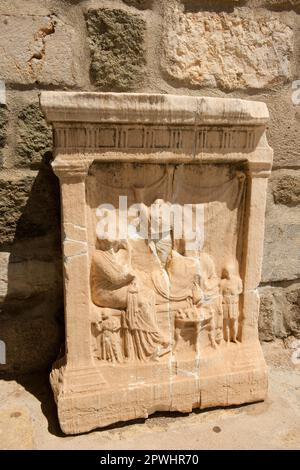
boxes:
[41,92,272,434]
[87,163,245,363]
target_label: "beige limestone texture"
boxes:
[0,13,84,86]
[41,92,272,435]
[162,2,293,90]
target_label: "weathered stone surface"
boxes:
[264,0,300,9]
[0,253,62,302]
[16,103,52,168]
[0,168,60,246]
[0,294,63,375]
[0,13,82,86]
[0,176,35,245]
[259,283,300,341]
[0,105,7,163]
[0,0,49,15]
[123,0,152,8]
[262,177,300,283]
[271,169,300,206]
[162,2,293,90]
[0,106,7,149]
[266,96,300,167]
[85,9,146,90]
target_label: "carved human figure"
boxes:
[91,238,134,309]
[145,198,173,269]
[91,237,168,362]
[94,311,123,363]
[122,279,169,361]
[199,253,223,348]
[220,264,243,343]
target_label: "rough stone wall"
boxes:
[0,0,299,376]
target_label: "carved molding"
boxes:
[53,124,259,153]
[52,157,93,181]
[40,92,269,127]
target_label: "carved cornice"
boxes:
[41,92,273,168]
[40,92,269,127]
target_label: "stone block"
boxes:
[16,103,52,168]
[0,293,63,375]
[271,169,300,206]
[262,172,300,283]
[85,8,146,90]
[0,253,62,302]
[259,283,300,341]
[162,2,293,90]
[0,167,60,246]
[266,96,300,168]
[0,13,83,86]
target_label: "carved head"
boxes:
[150,198,173,238]
[222,263,236,279]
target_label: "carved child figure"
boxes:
[95,311,123,363]
[221,264,243,343]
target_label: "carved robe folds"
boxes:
[41,92,272,434]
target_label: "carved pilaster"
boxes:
[52,157,95,368]
[241,162,273,341]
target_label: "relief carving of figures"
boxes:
[91,236,169,363]
[221,264,243,343]
[137,198,225,353]
[91,184,244,361]
[198,253,223,349]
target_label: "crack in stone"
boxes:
[27,15,56,75]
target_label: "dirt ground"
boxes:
[0,340,299,450]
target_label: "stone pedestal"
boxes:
[41,92,272,435]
